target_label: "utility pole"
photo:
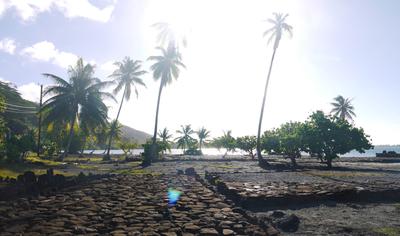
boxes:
[37,84,43,156]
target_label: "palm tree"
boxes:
[147,45,185,162]
[256,13,293,165]
[330,95,356,121]
[158,127,173,153]
[41,58,114,159]
[175,125,195,153]
[152,22,187,51]
[197,127,210,152]
[104,57,147,159]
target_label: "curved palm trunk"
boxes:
[62,111,77,159]
[256,48,277,166]
[105,86,126,159]
[150,81,164,162]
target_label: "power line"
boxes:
[3,110,37,114]
[0,102,37,109]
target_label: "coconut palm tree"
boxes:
[256,13,293,165]
[152,22,187,51]
[147,45,185,163]
[158,127,173,153]
[330,95,356,121]
[175,125,195,153]
[41,58,114,159]
[104,57,147,159]
[197,127,210,152]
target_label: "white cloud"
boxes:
[0,38,16,54]
[18,82,41,102]
[0,0,116,22]
[21,41,79,68]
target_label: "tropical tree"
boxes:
[274,122,306,167]
[105,57,147,159]
[158,127,173,153]
[236,135,257,159]
[330,95,356,121]
[152,22,188,51]
[256,13,293,166]
[147,45,185,164]
[197,127,210,152]
[175,125,195,153]
[303,111,372,168]
[41,58,113,159]
[212,131,236,158]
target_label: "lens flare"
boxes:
[167,188,181,206]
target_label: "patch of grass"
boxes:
[0,164,76,179]
[373,227,400,236]
[76,164,99,170]
[64,156,103,163]
[306,171,383,178]
[26,155,63,166]
[209,164,237,169]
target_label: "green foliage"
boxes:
[261,130,280,154]
[175,125,196,152]
[158,128,172,153]
[41,58,113,158]
[2,130,35,162]
[119,140,138,156]
[303,111,373,168]
[212,131,236,157]
[330,95,356,121]
[197,127,210,151]
[276,122,306,166]
[236,136,257,159]
[141,139,168,163]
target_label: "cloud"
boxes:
[0,0,116,22]
[18,82,41,102]
[21,41,79,68]
[0,38,16,54]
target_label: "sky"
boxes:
[0,0,399,145]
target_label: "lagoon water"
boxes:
[85,146,400,158]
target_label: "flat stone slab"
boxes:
[0,174,273,235]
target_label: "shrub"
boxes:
[236,136,257,159]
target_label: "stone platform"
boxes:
[0,174,277,236]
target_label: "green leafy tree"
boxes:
[274,122,306,167]
[41,58,114,159]
[236,135,257,159]
[175,125,195,153]
[105,57,147,159]
[119,140,138,157]
[256,13,293,166]
[261,129,280,154]
[330,95,356,121]
[196,127,210,152]
[212,131,236,158]
[303,111,373,168]
[147,45,185,164]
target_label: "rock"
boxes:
[177,169,184,175]
[270,210,285,218]
[222,229,234,235]
[185,168,196,176]
[199,228,219,235]
[276,214,300,232]
[22,171,37,184]
[184,224,200,233]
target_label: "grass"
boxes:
[25,155,64,166]
[0,164,75,178]
[373,227,400,236]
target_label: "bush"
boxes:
[184,148,202,156]
[141,140,168,165]
[236,136,257,159]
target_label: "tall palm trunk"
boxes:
[62,110,77,159]
[150,81,164,162]
[105,86,126,159]
[256,48,277,165]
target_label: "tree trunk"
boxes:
[62,113,76,160]
[80,136,86,157]
[290,156,297,168]
[105,86,127,159]
[256,48,277,166]
[326,157,332,169]
[150,81,164,163]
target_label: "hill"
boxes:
[120,125,152,144]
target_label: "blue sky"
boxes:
[0,0,399,145]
